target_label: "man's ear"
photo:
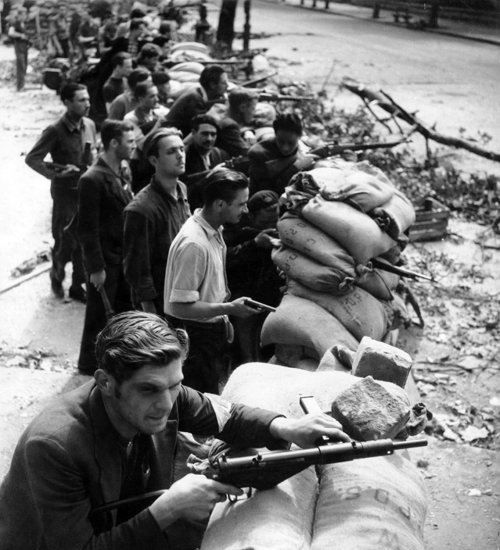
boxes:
[148,154,158,170]
[95,369,114,396]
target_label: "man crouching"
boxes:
[0,311,348,549]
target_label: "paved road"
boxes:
[224,0,500,153]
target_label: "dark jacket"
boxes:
[248,137,302,196]
[0,381,284,550]
[77,157,133,274]
[25,113,97,191]
[123,179,191,309]
[163,87,209,137]
[216,116,251,159]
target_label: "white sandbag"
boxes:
[302,195,396,264]
[202,365,426,550]
[169,81,197,99]
[312,457,426,550]
[169,61,205,74]
[261,293,359,359]
[309,167,394,212]
[370,188,416,240]
[356,265,400,301]
[167,71,200,83]
[201,467,316,550]
[287,280,389,341]
[170,41,209,54]
[277,214,356,274]
[272,246,354,295]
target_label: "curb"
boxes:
[271,0,500,47]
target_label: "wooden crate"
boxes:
[409,197,450,242]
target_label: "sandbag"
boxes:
[273,344,322,370]
[370,188,416,240]
[261,293,359,359]
[168,71,200,83]
[309,167,394,212]
[355,265,400,301]
[272,246,354,295]
[312,457,427,550]
[202,364,426,550]
[287,280,389,341]
[169,61,205,74]
[277,214,356,275]
[302,196,396,264]
[170,41,210,54]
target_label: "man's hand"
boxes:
[269,414,350,448]
[149,474,242,529]
[228,296,260,318]
[254,228,279,249]
[90,270,106,291]
[58,164,81,176]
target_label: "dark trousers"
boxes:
[172,319,228,394]
[51,186,85,288]
[14,40,28,91]
[78,263,132,373]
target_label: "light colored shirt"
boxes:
[164,209,230,322]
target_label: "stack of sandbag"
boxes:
[201,364,427,550]
[262,161,415,366]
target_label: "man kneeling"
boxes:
[0,311,348,550]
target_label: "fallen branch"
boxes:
[415,360,479,372]
[342,78,500,163]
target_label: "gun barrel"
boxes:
[392,439,428,450]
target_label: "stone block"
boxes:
[331,376,411,440]
[352,336,412,388]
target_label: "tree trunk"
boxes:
[216,0,238,53]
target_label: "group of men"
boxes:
[0,8,360,549]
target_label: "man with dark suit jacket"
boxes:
[161,65,228,137]
[0,311,348,550]
[182,114,229,209]
[76,120,135,374]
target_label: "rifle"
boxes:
[258,92,315,102]
[310,136,407,158]
[241,72,278,87]
[370,258,434,282]
[185,155,250,185]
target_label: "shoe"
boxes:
[50,268,64,299]
[69,285,87,303]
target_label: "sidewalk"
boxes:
[278,0,500,46]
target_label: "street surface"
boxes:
[0,2,499,549]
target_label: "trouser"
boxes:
[14,41,28,91]
[51,186,85,288]
[168,317,229,394]
[78,263,132,373]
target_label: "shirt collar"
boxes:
[151,177,187,204]
[193,209,223,239]
[62,112,84,133]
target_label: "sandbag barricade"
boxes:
[201,364,427,550]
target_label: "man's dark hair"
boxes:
[143,127,183,159]
[100,119,134,150]
[137,43,161,60]
[129,17,146,31]
[152,70,170,86]
[191,114,219,132]
[228,88,258,112]
[273,113,303,136]
[202,168,248,206]
[111,51,131,69]
[134,82,154,101]
[95,311,189,384]
[199,65,225,91]
[127,68,151,90]
[60,82,87,102]
[153,35,170,47]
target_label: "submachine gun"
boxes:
[92,397,426,515]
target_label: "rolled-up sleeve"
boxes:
[167,241,207,304]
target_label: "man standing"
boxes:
[25,82,97,301]
[164,169,259,394]
[248,113,317,196]
[7,6,29,91]
[76,120,135,375]
[162,64,228,137]
[182,114,229,209]
[103,51,133,110]
[0,311,348,550]
[124,128,190,315]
